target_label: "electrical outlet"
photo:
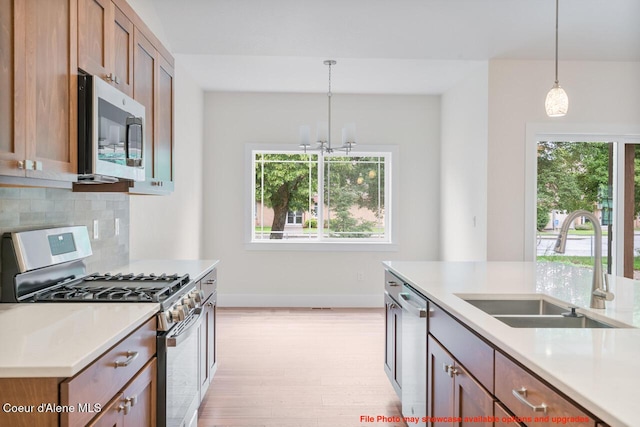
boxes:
[115,218,120,236]
[93,220,99,239]
[357,271,365,282]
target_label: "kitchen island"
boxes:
[384,261,640,427]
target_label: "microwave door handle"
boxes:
[125,116,143,167]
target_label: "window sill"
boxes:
[244,241,399,252]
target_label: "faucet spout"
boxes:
[554,210,614,309]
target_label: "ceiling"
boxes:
[153,0,640,94]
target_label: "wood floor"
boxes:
[198,308,405,427]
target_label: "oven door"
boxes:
[158,308,204,427]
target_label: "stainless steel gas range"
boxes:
[0,226,204,427]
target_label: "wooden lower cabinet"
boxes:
[495,351,595,427]
[427,335,493,427]
[198,268,218,402]
[384,292,402,396]
[88,358,157,427]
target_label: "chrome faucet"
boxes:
[554,210,614,309]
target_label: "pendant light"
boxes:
[299,60,356,154]
[545,0,568,117]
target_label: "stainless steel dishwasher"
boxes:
[399,283,427,426]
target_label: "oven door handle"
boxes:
[166,307,204,347]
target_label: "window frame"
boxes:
[245,143,399,251]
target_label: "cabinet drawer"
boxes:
[495,351,595,427]
[384,269,403,302]
[428,303,494,391]
[61,317,157,427]
[199,268,217,301]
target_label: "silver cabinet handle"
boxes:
[17,160,24,169]
[442,363,458,377]
[399,293,427,318]
[114,350,139,368]
[387,281,399,287]
[512,387,548,414]
[125,395,137,408]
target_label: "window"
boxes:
[249,146,394,247]
[526,127,640,279]
[286,211,303,225]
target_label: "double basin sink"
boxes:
[460,295,632,329]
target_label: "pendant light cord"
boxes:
[554,0,559,84]
[327,61,332,149]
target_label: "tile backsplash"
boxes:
[0,187,129,273]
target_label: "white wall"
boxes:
[203,92,440,306]
[129,63,205,259]
[440,64,489,261]
[126,0,205,260]
[487,60,640,261]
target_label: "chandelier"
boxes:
[545,0,568,117]
[299,60,356,154]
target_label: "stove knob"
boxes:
[190,290,205,304]
[182,297,196,309]
[171,305,187,322]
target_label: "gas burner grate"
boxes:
[30,273,191,304]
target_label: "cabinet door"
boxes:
[384,294,403,395]
[454,362,494,427]
[122,358,157,427]
[88,393,125,427]
[0,0,26,176]
[133,27,156,182]
[427,335,454,427]
[155,54,174,189]
[199,296,216,401]
[207,297,217,379]
[112,5,133,96]
[24,0,77,181]
[78,0,111,78]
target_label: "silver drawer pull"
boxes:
[114,350,139,368]
[125,395,138,407]
[512,387,548,414]
[387,281,399,287]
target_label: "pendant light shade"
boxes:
[545,82,568,117]
[546,0,568,117]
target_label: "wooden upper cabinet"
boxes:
[130,27,175,194]
[0,0,26,177]
[156,54,174,187]
[133,28,156,180]
[24,0,77,181]
[0,0,76,183]
[78,0,133,96]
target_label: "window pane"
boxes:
[254,153,317,240]
[536,141,613,273]
[324,156,386,240]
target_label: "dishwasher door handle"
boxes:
[399,292,427,318]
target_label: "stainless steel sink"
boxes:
[464,298,567,315]
[458,294,633,329]
[494,315,619,329]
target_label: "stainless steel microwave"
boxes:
[77,74,145,183]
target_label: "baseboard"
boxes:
[218,293,383,308]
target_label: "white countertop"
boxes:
[0,259,219,378]
[383,261,640,427]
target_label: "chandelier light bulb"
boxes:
[545,82,568,117]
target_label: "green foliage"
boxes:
[324,156,382,237]
[255,152,385,239]
[537,142,611,228]
[254,153,317,212]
